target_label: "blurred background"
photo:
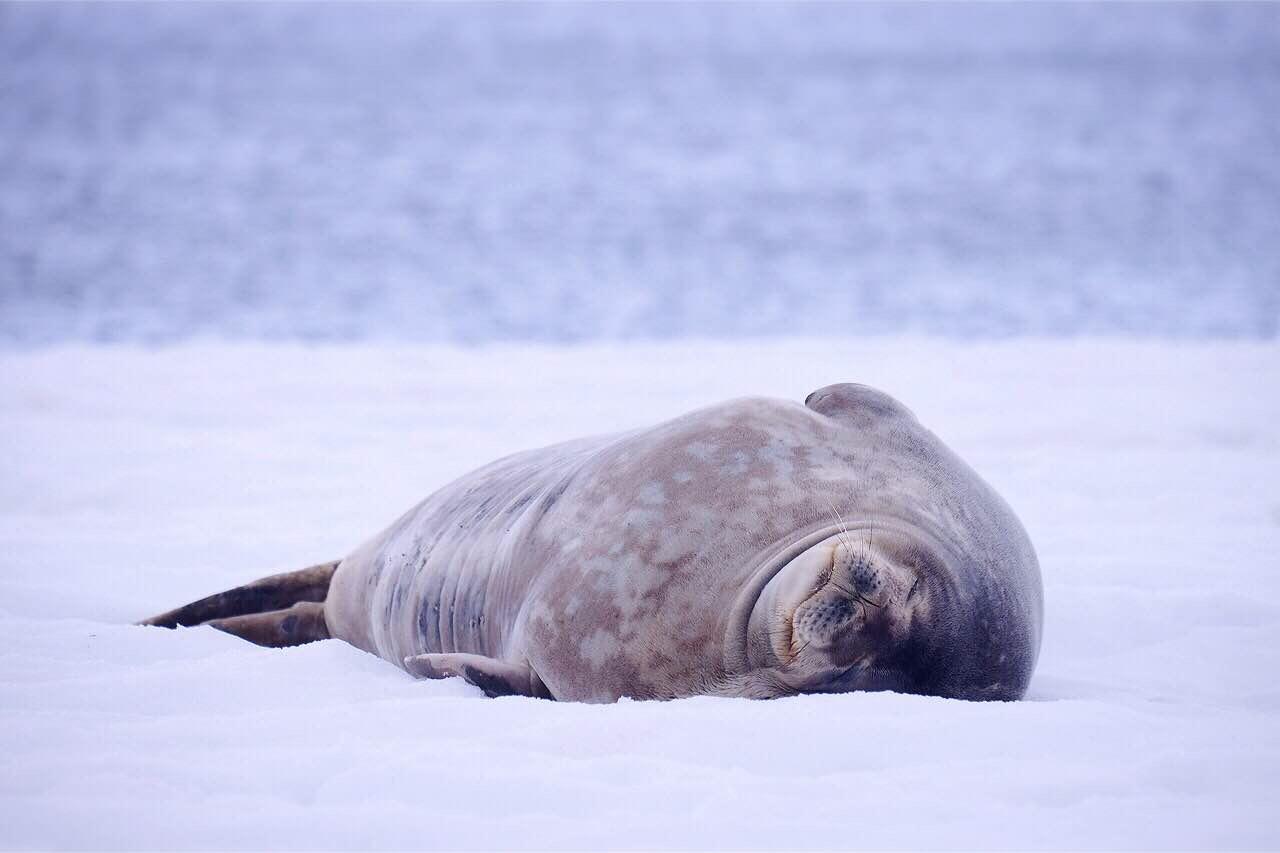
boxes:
[2,2,1278,345]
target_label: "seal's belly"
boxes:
[324,435,612,668]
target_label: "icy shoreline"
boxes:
[1,339,1277,848]
[5,4,1279,343]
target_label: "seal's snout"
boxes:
[780,538,914,662]
[745,521,1037,702]
[791,591,858,648]
[771,529,977,696]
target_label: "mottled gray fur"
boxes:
[311,383,1043,702]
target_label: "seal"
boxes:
[142,383,1043,702]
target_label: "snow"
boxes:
[1,339,1277,849]
[4,2,1275,845]
[3,3,1279,344]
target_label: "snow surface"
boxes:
[3,3,1279,344]
[1,339,1277,849]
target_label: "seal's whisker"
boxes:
[821,494,855,552]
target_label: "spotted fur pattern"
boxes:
[323,384,1043,702]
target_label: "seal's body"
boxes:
[144,385,1043,702]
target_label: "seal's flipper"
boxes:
[404,653,553,699]
[140,560,339,629]
[805,383,917,427]
[207,601,329,648]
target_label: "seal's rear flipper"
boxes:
[404,653,554,699]
[140,560,339,629]
[208,602,329,648]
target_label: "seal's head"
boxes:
[736,523,1038,701]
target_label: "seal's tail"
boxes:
[138,559,338,648]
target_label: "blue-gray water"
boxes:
[2,3,1278,344]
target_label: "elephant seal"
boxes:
[142,383,1042,702]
